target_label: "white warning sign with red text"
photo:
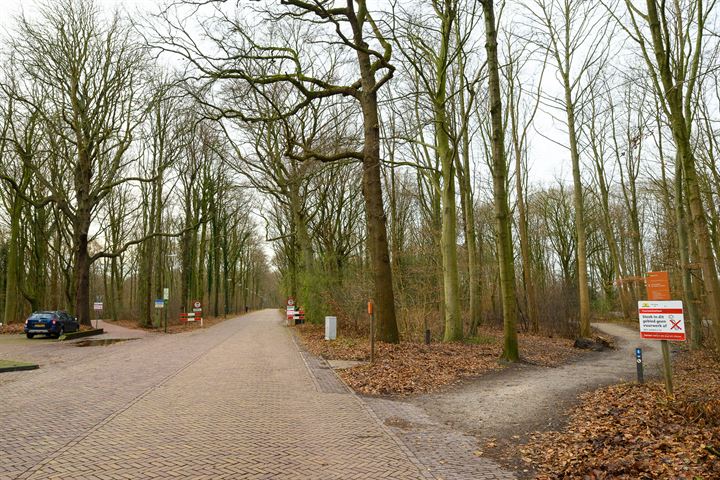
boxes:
[638,300,685,341]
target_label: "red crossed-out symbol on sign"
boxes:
[670,319,682,330]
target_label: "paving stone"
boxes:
[0,311,424,479]
[364,398,516,480]
[1,310,516,479]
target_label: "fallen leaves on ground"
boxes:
[520,350,720,479]
[0,323,95,334]
[110,315,230,333]
[295,323,580,395]
[1,324,30,335]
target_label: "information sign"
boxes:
[638,300,685,341]
[646,271,671,301]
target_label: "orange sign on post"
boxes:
[646,271,671,301]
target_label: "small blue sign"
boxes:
[154,299,164,309]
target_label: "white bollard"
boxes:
[325,316,337,340]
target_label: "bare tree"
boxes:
[151,0,401,341]
[618,0,720,350]
[479,0,520,360]
[1,0,150,325]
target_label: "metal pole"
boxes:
[369,300,375,364]
[661,340,674,396]
[635,347,644,384]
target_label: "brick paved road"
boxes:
[0,310,427,479]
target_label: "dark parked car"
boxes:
[24,311,80,339]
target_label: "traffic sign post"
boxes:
[286,298,296,326]
[190,301,203,327]
[638,300,684,396]
[93,300,103,329]
[163,288,169,333]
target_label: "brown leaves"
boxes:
[295,324,580,396]
[0,324,27,334]
[0,323,94,334]
[521,350,720,479]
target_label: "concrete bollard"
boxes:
[325,316,337,340]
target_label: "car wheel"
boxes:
[54,327,64,339]
[26,333,34,339]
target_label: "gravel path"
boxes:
[406,322,664,438]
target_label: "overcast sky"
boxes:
[0,0,569,185]
[3,0,148,17]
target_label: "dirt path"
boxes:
[406,322,663,438]
[94,319,155,338]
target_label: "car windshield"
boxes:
[29,314,53,320]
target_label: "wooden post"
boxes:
[661,340,674,396]
[368,300,375,364]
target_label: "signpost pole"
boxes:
[661,339,674,396]
[368,300,375,364]
[638,282,683,398]
[635,348,644,384]
[163,288,169,333]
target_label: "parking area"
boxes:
[0,310,427,479]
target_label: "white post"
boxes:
[325,316,337,340]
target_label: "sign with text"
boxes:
[646,271,671,301]
[638,300,685,341]
[154,299,164,309]
[93,302,103,311]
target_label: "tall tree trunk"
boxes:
[509,89,539,332]
[562,81,592,338]
[289,178,317,321]
[674,154,702,348]
[180,191,195,312]
[73,155,93,326]
[111,257,122,321]
[481,0,519,361]
[643,0,720,350]
[589,138,633,320]
[459,124,482,335]
[153,173,164,323]
[436,2,462,341]
[3,195,22,324]
[350,6,399,343]
[73,221,92,326]
[454,6,482,336]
